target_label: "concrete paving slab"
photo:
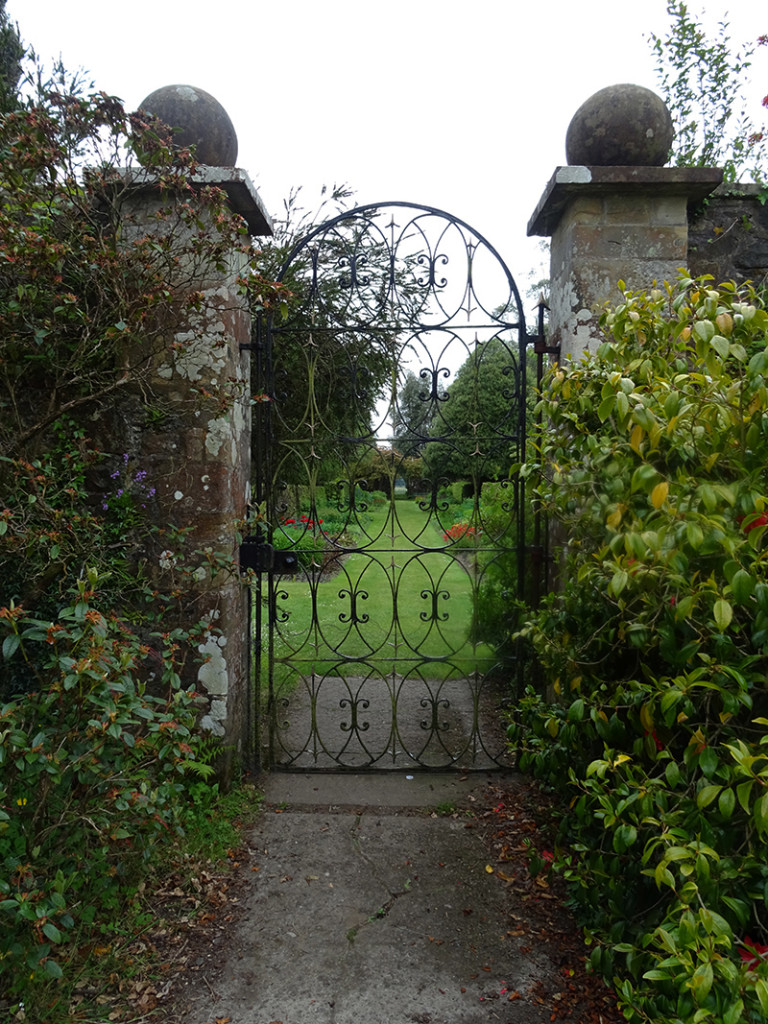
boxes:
[173,772,559,1024]
[259,769,506,810]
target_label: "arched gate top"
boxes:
[273,201,527,337]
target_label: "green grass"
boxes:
[262,499,497,690]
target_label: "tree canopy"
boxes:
[422,337,522,487]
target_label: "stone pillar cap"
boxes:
[115,166,273,236]
[528,165,723,237]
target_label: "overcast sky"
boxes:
[11,0,767,307]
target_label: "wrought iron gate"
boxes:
[246,203,529,771]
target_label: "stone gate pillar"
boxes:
[116,86,272,783]
[527,84,722,362]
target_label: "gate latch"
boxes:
[239,536,299,574]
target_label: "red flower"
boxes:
[740,936,768,968]
[743,512,768,533]
[645,729,664,752]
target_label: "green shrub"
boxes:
[436,483,471,508]
[512,276,768,1023]
[274,515,327,570]
[0,570,213,994]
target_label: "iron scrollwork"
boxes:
[253,202,529,771]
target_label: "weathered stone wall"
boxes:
[98,171,271,783]
[687,185,768,289]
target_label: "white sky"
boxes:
[10,0,767,308]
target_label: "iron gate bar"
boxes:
[249,202,538,772]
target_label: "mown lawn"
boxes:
[262,498,496,687]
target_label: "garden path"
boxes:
[169,772,621,1024]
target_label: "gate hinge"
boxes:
[532,337,560,357]
[239,536,299,574]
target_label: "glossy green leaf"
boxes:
[1,634,19,660]
[718,788,735,819]
[693,320,715,343]
[756,979,768,1018]
[737,780,754,813]
[730,569,755,604]
[686,522,704,549]
[723,999,744,1024]
[710,334,730,359]
[754,792,768,834]
[42,922,62,944]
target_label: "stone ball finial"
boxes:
[137,84,238,166]
[565,84,673,167]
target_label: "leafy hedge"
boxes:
[511,277,768,1023]
[0,572,208,988]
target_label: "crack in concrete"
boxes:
[345,811,412,943]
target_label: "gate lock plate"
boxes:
[239,537,299,574]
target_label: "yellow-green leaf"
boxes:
[697,784,722,809]
[606,507,622,529]
[713,599,733,631]
[651,481,669,509]
[609,570,629,597]
[710,334,730,360]
[686,522,704,549]
[629,423,644,454]
[690,962,713,1003]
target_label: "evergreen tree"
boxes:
[392,368,443,455]
[422,338,522,486]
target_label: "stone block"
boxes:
[650,196,688,227]
[602,194,652,226]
